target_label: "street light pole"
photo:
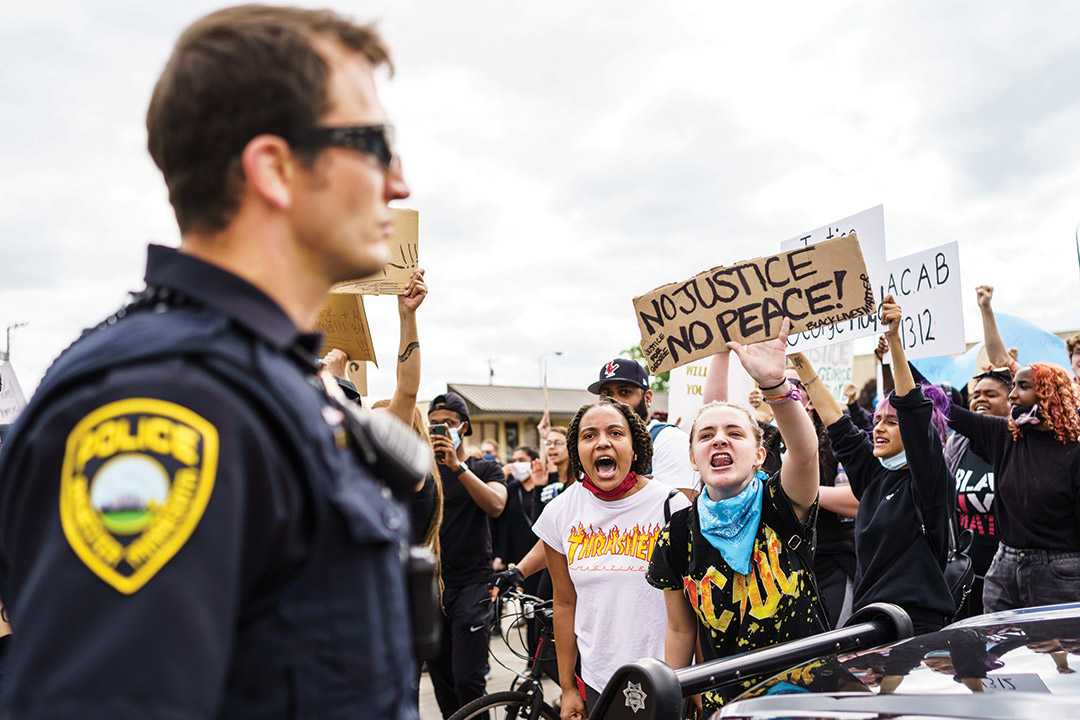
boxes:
[1075,222,1080,290]
[2,322,28,363]
[538,351,563,386]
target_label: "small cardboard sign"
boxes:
[331,208,419,295]
[314,293,377,365]
[0,361,27,424]
[346,360,368,397]
[633,234,874,373]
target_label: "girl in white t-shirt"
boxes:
[532,397,689,719]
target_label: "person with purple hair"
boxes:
[792,294,955,634]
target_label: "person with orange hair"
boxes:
[946,361,1080,612]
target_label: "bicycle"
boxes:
[447,588,560,720]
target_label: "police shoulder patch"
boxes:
[60,398,219,594]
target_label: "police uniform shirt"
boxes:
[0,245,416,719]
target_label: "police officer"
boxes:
[0,6,424,719]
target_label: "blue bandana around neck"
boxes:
[697,471,766,575]
[878,450,908,471]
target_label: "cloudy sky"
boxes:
[3,1,1080,404]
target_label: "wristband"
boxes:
[803,375,820,386]
[455,464,469,477]
[763,385,803,406]
[758,378,787,391]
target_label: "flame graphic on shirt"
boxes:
[566,522,662,565]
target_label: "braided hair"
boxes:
[566,397,652,482]
[1009,363,1080,445]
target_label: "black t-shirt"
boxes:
[410,472,437,546]
[948,406,1080,550]
[492,477,542,564]
[648,474,824,710]
[763,420,854,575]
[439,456,506,587]
[947,434,999,575]
[827,386,955,621]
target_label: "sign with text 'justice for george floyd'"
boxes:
[632,234,874,374]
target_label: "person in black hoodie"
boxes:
[792,294,955,634]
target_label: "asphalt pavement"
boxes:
[419,599,561,720]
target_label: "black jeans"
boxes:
[984,545,1080,613]
[429,581,493,719]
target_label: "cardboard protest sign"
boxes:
[633,234,874,374]
[331,208,419,295]
[806,342,854,406]
[780,206,887,352]
[0,361,27,424]
[874,241,966,362]
[314,293,377,365]
[346,360,368,397]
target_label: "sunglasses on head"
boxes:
[972,367,1014,387]
[288,124,397,170]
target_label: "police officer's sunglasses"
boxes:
[288,124,398,171]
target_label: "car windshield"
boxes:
[733,609,1080,701]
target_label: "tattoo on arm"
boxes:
[398,341,419,364]
[793,356,804,369]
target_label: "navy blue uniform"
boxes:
[0,246,418,719]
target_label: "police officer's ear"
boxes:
[240,134,297,212]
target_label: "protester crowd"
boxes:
[341,280,1080,719]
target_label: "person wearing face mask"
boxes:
[649,318,822,715]
[945,361,1080,613]
[532,398,690,718]
[426,391,507,718]
[794,295,955,634]
[481,439,501,464]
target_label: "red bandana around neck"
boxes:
[581,471,639,500]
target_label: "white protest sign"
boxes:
[667,356,755,433]
[981,673,1051,694]
[806,342,854,406]
[875,241,966,362]
[0,362,28,424]
[780,205,888,352]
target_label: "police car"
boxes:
[592,603,1080,720]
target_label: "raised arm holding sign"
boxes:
[632,234,874,373]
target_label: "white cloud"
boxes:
[3,1,1079,406]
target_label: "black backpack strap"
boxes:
[663,488,679,524]
[770,488,830,631]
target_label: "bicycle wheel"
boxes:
[447,690,559,720]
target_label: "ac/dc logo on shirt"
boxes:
[682,525,801,632]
